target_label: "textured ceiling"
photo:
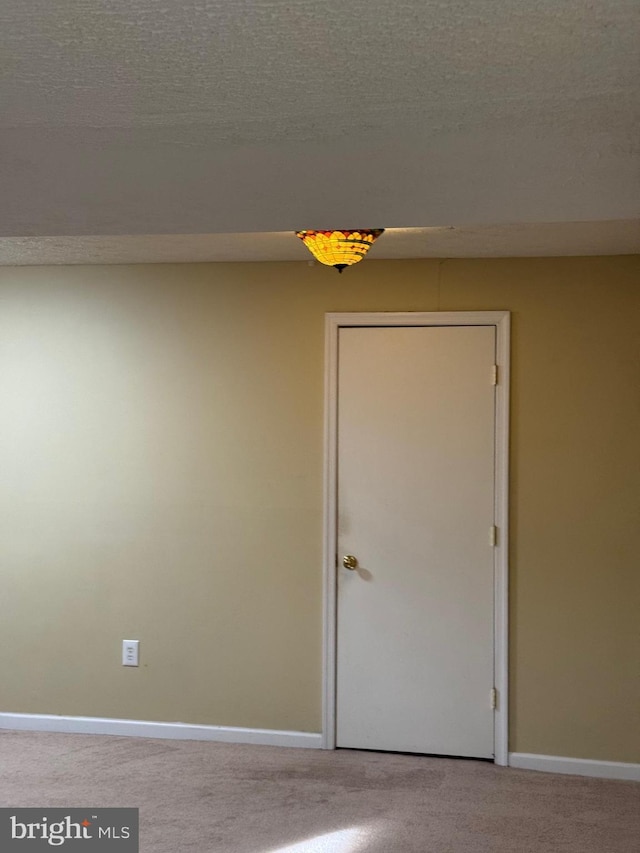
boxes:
[1,222,638,266]
[1,0,638,255]
[4,0,636,135]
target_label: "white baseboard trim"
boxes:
[509,752,640,782]
[0,713,323,749]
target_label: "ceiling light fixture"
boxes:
[295,229,385,273]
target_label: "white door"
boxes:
[336,325,496,758]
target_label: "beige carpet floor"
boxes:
[0,731,638,852]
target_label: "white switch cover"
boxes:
[122,640,139,667]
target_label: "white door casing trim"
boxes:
[322,311,511,765]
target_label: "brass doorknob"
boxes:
[342,555,358,570]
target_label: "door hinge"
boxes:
[491,364,498,385]
[489,525,497,547]
[490,688,497,710]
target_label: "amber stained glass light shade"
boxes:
[295,229,385,272]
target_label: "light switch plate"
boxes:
[122,639,139,667]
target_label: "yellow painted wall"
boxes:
[0,256,638,762]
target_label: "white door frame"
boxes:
[322,311,510,766]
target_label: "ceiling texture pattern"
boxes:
[1,0,638,261]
